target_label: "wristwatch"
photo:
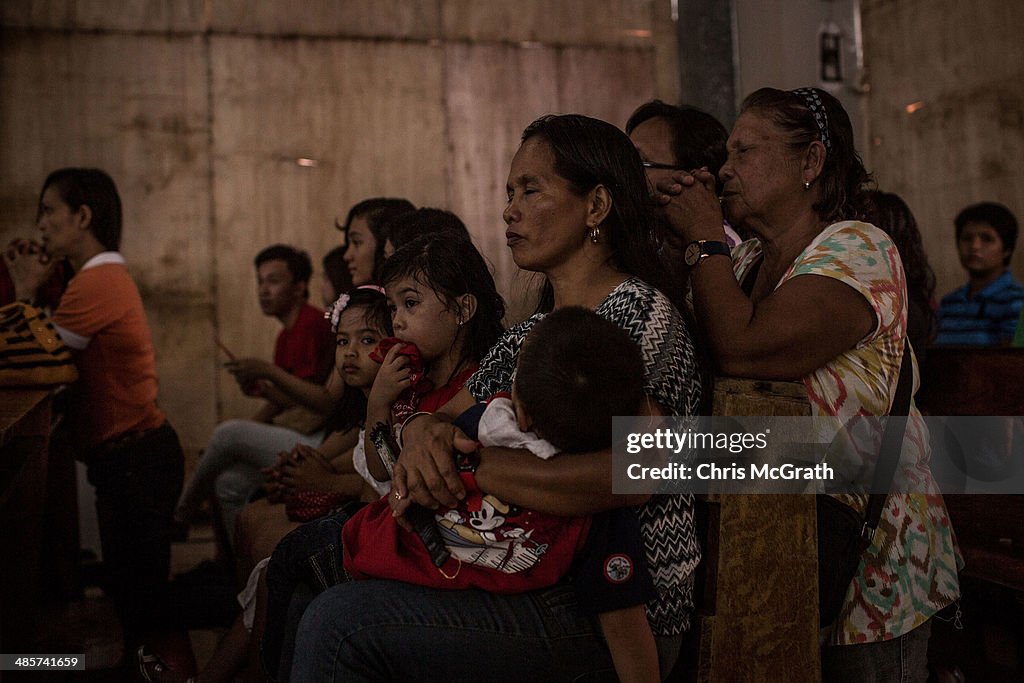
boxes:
[683,239,730,267]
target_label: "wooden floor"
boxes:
[15,524,1024,682]
[24,523,224,681]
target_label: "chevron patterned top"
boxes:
[467,276,702,635]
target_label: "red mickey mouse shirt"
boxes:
[342,396,590,593]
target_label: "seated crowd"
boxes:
[6,86,1024,682]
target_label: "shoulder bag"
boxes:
[817,348,913,627]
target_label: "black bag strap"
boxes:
[861,345,914,542]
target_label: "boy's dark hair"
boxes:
[954,202,1018,265]
[515,307,645,453]
[625,99,729,194]
[336,197,416,284]
[383,208,472,252]
[41,168,123,251]
[255,244,313,291]
[328,287,393,435]
[379,233,505,380]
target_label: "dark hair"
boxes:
[954,202,1018,265]
[328,287,393,434]
[625,100,729,194]
[40,168,123,251]
[740,87,871,223]
[520,114,672,313]
[515,307,644,453]
[336,198,415,284]
[254,244,313,290]
[863,191,937,347]
[383,208,472,252]
[379,233,505,378]
[321,246,353,303]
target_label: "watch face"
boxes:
[684,242,702,266]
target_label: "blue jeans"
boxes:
[292,580,628,682]
[263,509,354,681]
[174,419,322,546]
[821,619,932,682]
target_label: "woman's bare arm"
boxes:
[657,170,875,379]
[394,391,659,517]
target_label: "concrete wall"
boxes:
[733,0,865,143]
[8,0,1015,459]
[861,0,1024,299]
[0,1,675,457]
[732,0,1023,300]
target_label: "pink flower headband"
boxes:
[325,285,386,332]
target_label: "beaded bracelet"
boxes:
[395,411,433,449]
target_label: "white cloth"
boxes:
[352,428,391,497]
[477,397,559,460]
[237,557,271,632]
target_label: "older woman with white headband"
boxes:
[657,87,960,682]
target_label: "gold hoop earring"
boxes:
[589,226,601,244]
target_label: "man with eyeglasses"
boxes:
[626,101,743,257]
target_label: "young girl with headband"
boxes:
[184,286,394,683]
[262,232,506,679]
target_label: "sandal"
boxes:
[137,645,167,682]
[136,646,196,683]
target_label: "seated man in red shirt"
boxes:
[244,244,335,424]
[175,244,334,551]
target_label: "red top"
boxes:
[273,302,334,382]
[343,365,591,593]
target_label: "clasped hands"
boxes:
[651,167,726,244]
[262,443,338,501]
[3,239,55,298]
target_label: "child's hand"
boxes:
[280,444,336,490]
[263,480,287,504]
[261,450,290,502]
[367,344,414,413]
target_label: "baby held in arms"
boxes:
[349,306,663,683]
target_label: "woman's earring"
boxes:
[804,181,811,190]
[589,226,601,243]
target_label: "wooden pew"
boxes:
[917,347,1024,417]
[0,389,53,652]
[676,378,820,683]
[917,347,1024,593]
